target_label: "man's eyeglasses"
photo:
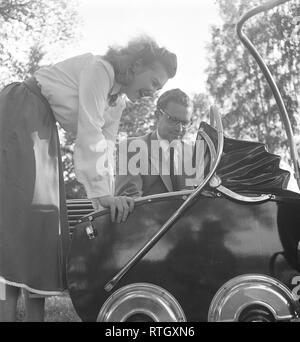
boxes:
[158,108,192,129]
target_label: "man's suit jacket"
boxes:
[115,131,194,198]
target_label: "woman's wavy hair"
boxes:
[103,36,177,85]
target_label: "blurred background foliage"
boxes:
[206,0,300,156]
[0,0,299,198]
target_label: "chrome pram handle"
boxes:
[236,0,300,190]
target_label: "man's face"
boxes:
[157,101,191,142]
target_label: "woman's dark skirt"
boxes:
[0,79,70,295]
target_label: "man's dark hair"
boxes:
[156,88,190,113]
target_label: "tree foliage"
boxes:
[206,0,300,159]
[0,0,79,86]
[119,96,158,137]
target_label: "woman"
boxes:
[0,36,177,321]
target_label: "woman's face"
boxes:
[124,61,169,102]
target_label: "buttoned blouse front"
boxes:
[35,53,126,198]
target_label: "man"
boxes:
[115,88,201,198]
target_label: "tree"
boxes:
[0,0,80,86]
[206,0,300,161]
[119,96,158,137]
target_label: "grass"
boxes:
[16,292,81,322]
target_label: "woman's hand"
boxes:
[91,195,135,223]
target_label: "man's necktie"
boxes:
[170,147,178,191]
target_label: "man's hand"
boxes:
[91,195,135,223]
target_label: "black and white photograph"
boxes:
[0,0,300,323]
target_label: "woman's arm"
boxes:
[74,57,113,197]
[74,57,134,222]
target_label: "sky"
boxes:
[58,0,222,95]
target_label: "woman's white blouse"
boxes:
[35,53,126,199]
